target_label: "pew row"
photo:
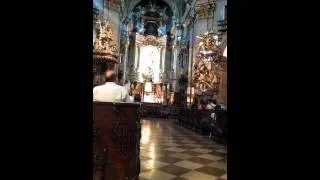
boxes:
[93,102,141,180]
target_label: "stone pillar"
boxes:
[171,46,175,76]
[162,47,166,73]
[160,48,163,71]
[187,23,194,85]
[137,45,140,70]
[173,47,178,76]
[165,47,171,79]
[122,38,129,84]
[134,45,139,70]
[173,46,179,91]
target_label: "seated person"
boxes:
[206,99,217,110]
[220,103,227,110]
[93,70,131,102]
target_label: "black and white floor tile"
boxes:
[139,118,227,180]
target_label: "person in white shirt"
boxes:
[93,70,131,102]
[206,99,217,110]
[206,99,217,124]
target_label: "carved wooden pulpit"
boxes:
[93,102,141,180]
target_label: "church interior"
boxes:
[93,0,227,179]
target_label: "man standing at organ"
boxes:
[93,70,131,102]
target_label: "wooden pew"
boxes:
[93,102,141,180]
[141,103,161,117]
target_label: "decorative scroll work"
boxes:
[93,19,119,62]
[195,1,216,19]
[136,33,167,47]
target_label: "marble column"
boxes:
[187,22,195,85]
[122,39,129,84]
[174,47,178,76]
[134,45,139,71]
[165,47,171,80]
[160,48,163,71]
[137,45,140,71]
[162,47,166,73]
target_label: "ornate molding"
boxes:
[104,0,121,12]
[195,2,215,19]
[135,33,167,47]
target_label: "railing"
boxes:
[217,19,227,34]
[217,19,227,41]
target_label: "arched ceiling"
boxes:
[131,0,174,34]
[123,0,187,20]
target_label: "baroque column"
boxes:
[134,44,139,71]
[137,45,140,71]
[162,47,166,73]
[187,19,195,85]
[160,47,163,71]
[122,38,129,83]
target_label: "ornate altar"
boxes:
[192,31,225,98]
[129,81,167,104]
[93,18,119,86]
[125,1,175,104]
[130,81,143,96]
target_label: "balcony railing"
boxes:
[217,19,227,41]
[217,19,227,33]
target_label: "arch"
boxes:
[128,0,180,19]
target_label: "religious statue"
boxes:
[141,67,154,82]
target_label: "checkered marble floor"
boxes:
[139,118,227,180]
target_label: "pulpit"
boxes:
[93,102,141,180]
